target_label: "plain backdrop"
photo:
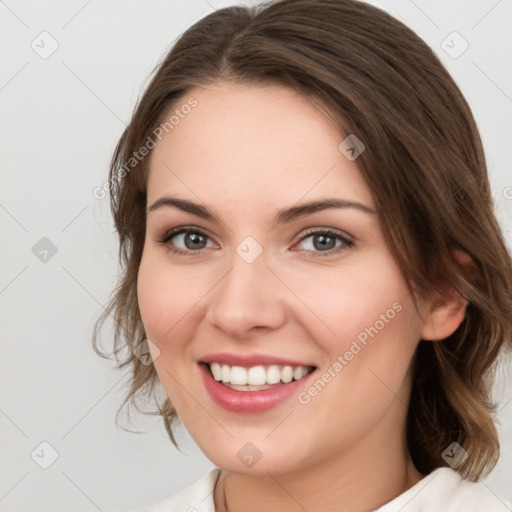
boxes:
[1,0,511,511]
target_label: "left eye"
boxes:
[295,229,353,255]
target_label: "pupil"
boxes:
[315,234,335,250]
[186,233,205,249]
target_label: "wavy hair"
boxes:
[92,0,512,480]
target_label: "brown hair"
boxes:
[93,0,512,480]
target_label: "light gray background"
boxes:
[1,0,511,511]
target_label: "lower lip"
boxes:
[199,363,316,413]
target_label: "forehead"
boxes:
[147,81,374,211]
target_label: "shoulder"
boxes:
[377,467,512,512]
[140,467,221,512]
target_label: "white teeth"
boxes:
[207,362,313,387]
[225,383,275,392]
[210,362,222,381]
[221,364,230,383]
[230,366,247,385]
[248,366,266,385]
[281,365,293,383]
[266,365,281,384]
[293,366,308,380]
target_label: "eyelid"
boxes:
[297,226,354,244]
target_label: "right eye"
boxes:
[157,227,217,255]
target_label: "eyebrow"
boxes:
[147,196,377,223]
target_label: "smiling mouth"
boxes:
[201,362,316,391]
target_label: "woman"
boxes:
[93,0,512,510]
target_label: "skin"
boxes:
[137,81,468,511]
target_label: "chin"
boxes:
[195,435,312,476]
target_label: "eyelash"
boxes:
[156,226,354,258]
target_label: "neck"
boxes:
[215,451,423,512]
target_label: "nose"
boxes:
[205,247,287,340]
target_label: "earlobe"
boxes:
[420,249,475,341]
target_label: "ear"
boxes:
[420,250,476,341]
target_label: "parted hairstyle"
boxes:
[93,0,512,480]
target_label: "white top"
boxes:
[141,467,512,512]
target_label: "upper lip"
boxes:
[200,352,316,368]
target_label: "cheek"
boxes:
[137,251,203,349]
[137,256,165,342]
[137,256,185,365]
[137,253,200,411]
[315,270,420,411]
[281,253,415,355]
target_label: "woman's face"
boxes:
[137,81,427,475]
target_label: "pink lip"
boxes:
[200,352,315,368]
[199,362,317,413]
